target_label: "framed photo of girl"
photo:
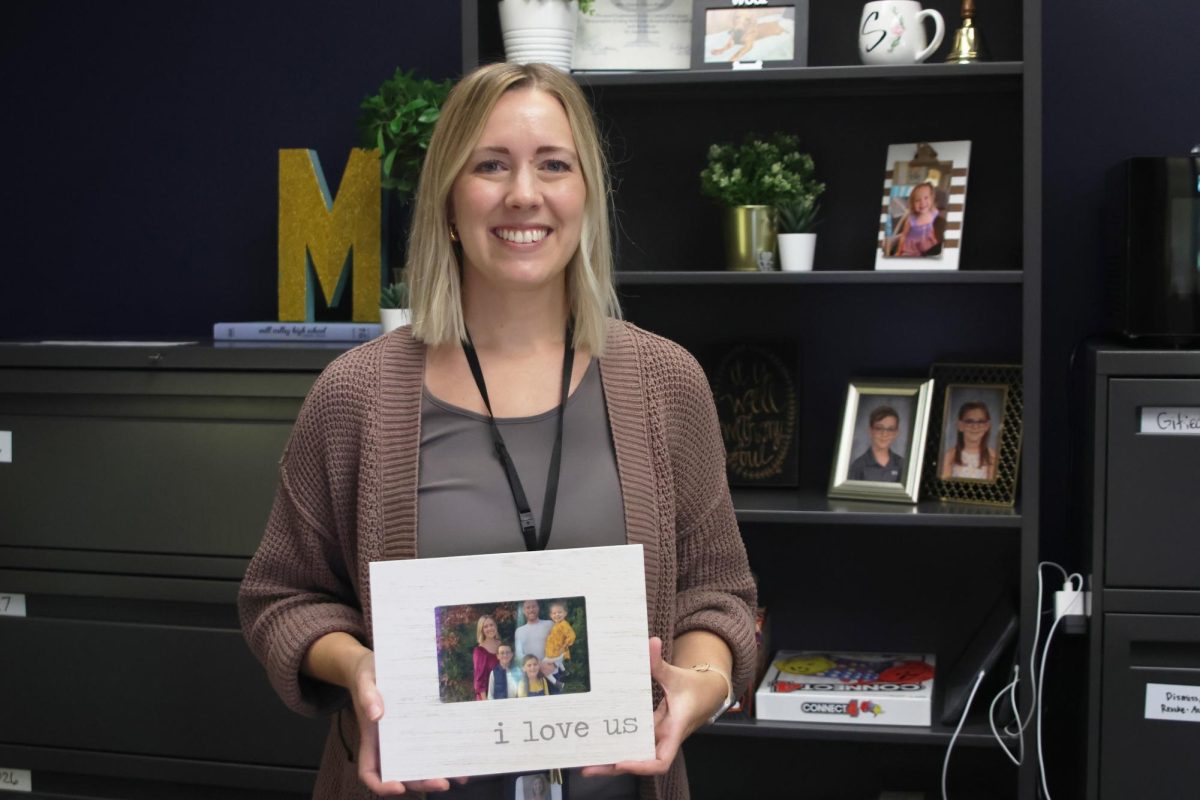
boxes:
[828,378,934,504]
[875,140,971,271]
[921,364,1023,507]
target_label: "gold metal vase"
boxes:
[724,205,778,271]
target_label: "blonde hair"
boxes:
[406,62,620,355]
[476,614,497,646]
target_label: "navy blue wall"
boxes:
[2,1,460,338]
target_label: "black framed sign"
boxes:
[691,0,809,70]
[708,342,799,487]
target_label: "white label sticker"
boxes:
[1144,682,1200,722]
[0,431,10,463]
[0,768,32,792]
[1140,408,1200,435]
[0,594,26,617]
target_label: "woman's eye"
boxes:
[543,159,572,173]
[474,159,505,173]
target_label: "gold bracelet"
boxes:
[690,663,734,724]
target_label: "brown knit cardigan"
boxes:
[238,319,758,800]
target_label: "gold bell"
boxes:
[946,0,984,63]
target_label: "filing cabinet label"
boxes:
[0,768,31,792]
[1140,407,1200,435]
[1144,682,1200,723]
[0,431,9,462]
[0,594,25,617]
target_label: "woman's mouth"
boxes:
[494,226,550,244]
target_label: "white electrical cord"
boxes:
[976,561,1083,799]
[942,668,986,800]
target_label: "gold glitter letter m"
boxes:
[278,148,382,322]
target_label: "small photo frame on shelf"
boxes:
[691,0,808,70]
[921,363,1023,507]
[706,342,800,487]
[828,378,934,504]
[572,0,693,71]
[369,545,654,782]
[875,140,971,271]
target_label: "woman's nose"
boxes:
[506,166,542,209]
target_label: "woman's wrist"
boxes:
[303,631,372,690]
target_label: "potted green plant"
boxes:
[358,69,451,311]
[499,0,596,72]
[776,198,822,272]
[700,133,824,271]
[379,269,410,334]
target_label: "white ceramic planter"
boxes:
[379,307,411,334]
[778,233,817,272]
[498,0,578,72]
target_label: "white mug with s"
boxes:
[859,1,945,65]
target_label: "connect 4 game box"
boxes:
[755,651,935,726]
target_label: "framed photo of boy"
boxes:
[369,545,655,782]
[691,0,809,70]
[875,140,971,271]
[921,364,1023,507]
[828,378,934,504]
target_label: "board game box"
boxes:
[755,650,935,726]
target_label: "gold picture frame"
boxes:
[921,364,1023,506]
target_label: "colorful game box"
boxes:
[755,650,935,726]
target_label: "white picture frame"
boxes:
[572,0,693,72]
[370,544,655,782]
[875,140,971,271]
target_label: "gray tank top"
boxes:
[418,358,627,557]
[417,359,636,800]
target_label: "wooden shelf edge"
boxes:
[616,270,1023,286]
[575,62,1024,88]
[701,715,1003,747]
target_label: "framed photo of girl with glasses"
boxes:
[828,378,934,504]
[922,364,1023,507]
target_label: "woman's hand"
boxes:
[580,636,729,778]
[304,632,462,795]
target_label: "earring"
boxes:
[449,225,459,243]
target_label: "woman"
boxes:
[472,615,502,700]
[940,400,998,480]
[238,62,756,799]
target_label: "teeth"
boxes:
[496,228,547,244]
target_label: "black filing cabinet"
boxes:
[0,342,343,799]
[1085,346,1200,800]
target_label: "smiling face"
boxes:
[957,407,992,445]
[522,600,540,622]
[870,413,899,451]
[482,618,497,639]
[497,645,513,667]
[549,604,566,623]
[522,655,541,681]
[450,88,586,298]
[910,183,935,214]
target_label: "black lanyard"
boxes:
[461,323,574,552]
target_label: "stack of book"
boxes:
[212,321,381,342]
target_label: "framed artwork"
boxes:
[875,140,972,271]
[828,378,934,504]
[707,342,799,487]
[573,0,693,71]
[691,0,808,70]
[369,545,655,782]
[921,363,1023,506]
